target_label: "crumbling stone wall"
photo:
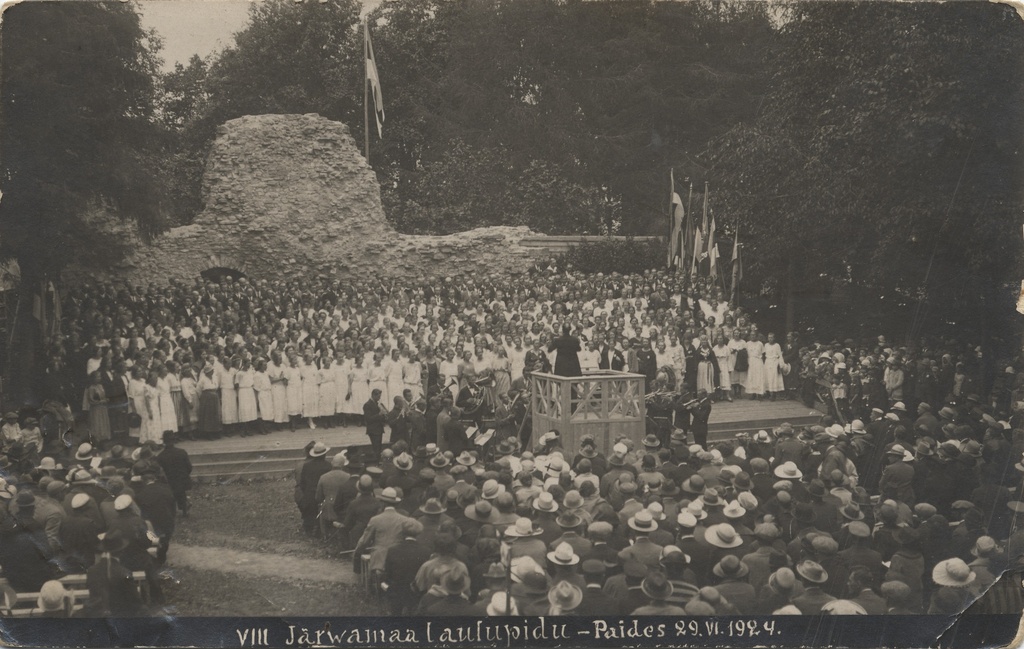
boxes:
[94,113,552,284]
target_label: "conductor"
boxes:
[549,325,583,377]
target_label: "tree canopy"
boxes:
[704,2,1024,339]
[0,1,166,278]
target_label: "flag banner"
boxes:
[668,170,684,267]
[365,22,385,137]
[691,227,704,278]
[707,215,718,279]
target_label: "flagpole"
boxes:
[363,20,370,163]
[685,182,694,291]
[668,169,674,269]
[702,182,709,280]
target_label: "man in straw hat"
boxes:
[355,486,410,575]
[791,559,835,614]
[296,441,331,537]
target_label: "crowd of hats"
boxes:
[0,434,177,610]
[327,398,1024,616]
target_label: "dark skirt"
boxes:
[198,391,221,433]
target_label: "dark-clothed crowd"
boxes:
[7,267,1023,617]
[0,430,191,616]
[299,392,1024,616]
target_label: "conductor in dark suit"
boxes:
[549,325,583,377]
[364,389,387,456]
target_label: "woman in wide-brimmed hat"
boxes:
[928,558,979,614]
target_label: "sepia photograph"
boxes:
[0,0,1023,646]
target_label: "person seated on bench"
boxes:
[85,531,144,617]
[31,580,73,618]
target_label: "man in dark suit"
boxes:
[134,472,177,565]
[156,432,192,516]
[297,442,332,537]
[85,532,143,617]
[383,518,432,615]
[577,559,619,614]
[687,390,712,449]
[408,399,427,450]
[549,325,582,377]
[599,336,625,371]
[364,389,387,456]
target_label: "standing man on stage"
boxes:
[688,389,712,450]
[364,388,387,456]
[549,325,583,377]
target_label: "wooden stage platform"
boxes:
[181,399,825,482]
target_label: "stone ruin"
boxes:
[94,113,552,284]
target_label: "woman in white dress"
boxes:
[253,359,273,434]
[268,352,289,428]
[386,349,405,406]
[318,357,337,424]
[762,332,785,399]
[300,352,320,429]
[712,334,733,402]
[332,351,351,423]
[728,330,748,398]
[180,366,200,438]
[285,355,304,430]
[746,334,766,399]
[347,354,371,417]
[142,372,163,445]
[156,365,178,435]
[367,352,389,406]
[128,366,148,442]
[439,349,460,403]
[235,359,258,436]
[220,357,239,433]
[403,352,423,402]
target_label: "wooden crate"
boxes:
[530,370,646,456]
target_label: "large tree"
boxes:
[0,1,166,276]
[705,2,1024,344]
[0,0,166,403]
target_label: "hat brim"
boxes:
[310,448,330,457]
[773,468,802,479]
[797,567,828,584]
[378,495,401,504]
[933,572,976,588]
[546,553,580,566]
[713,564,749,579]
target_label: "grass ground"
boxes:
[167,478,380,616]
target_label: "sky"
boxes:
[138,0,383,72]
[138,1,252,71]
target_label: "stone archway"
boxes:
[200,267,247,284]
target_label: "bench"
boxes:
[0,571,150,617]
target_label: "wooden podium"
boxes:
[530,370,647,456]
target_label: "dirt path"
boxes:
[167,543,358,585]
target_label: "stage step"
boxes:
[181,401,826,481]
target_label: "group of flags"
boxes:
[366,26,744,301]
[667,170,743,301]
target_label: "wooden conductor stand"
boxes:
[530,370,647,456]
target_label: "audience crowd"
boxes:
[2,267,1022,617]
